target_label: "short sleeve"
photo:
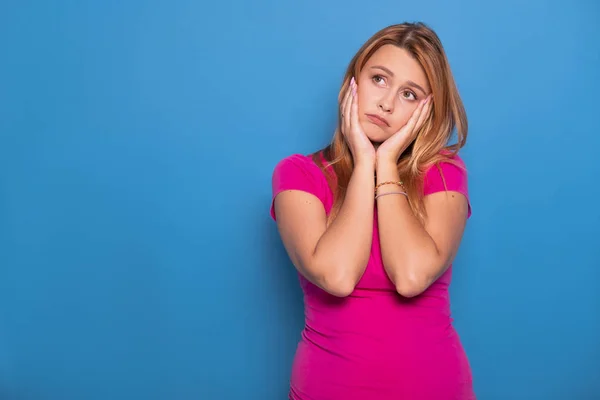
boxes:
[423,155,472,218]
[269,154,329,221]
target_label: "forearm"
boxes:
[312,161,375,295]
[376,161,442,297]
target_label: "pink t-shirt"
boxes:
[270,152,475,400]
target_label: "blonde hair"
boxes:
[312,22,467,223]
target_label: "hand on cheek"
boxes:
[340,77,376,166]
[376,96,432,164]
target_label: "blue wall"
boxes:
[1,1,598,399]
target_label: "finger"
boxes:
[412,96,431,125]
[350,80,360,129]
[340,79,352,118]
[343,78,355,131]
[401,98,426,134]
[414,97,432,130]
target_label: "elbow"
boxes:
[324,283,355,298]
[321,275,357,297]
[393,268,433,298]
[306,255,364,298]
[391,254,447,298]
[315,268,359,298]
[395,280,427,298]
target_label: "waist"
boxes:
[306,285,450,325]
[292,286,473,399]
[292,324,472,400]
[302,287,454,356]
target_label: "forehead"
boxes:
[364,44,428,88]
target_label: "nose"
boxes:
[378,91,394,113]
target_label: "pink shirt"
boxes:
[270,152,475,400]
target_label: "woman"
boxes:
[270,22,475,400]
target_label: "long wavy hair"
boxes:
[312,22,468,224]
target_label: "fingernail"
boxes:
[351,77,355,85]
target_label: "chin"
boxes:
[364,127,392,143]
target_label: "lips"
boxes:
[366,114,389,127]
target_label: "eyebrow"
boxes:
[370,65,428,95]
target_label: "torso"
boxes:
[289,153,475,400]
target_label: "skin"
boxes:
[274,44,469,297]
[356,44,432,148]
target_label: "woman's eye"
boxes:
[372,75,385,85]
[401,90,417,101]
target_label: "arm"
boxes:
[273,161,375,297]
[375,160,469,297]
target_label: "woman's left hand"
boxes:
[376,95,432,164]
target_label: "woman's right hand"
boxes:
[340,77,376,167]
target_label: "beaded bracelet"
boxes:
[375,191,408,200]
[375,180,405,193]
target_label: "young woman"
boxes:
[270,22,475,400]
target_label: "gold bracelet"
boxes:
[375,180,405,193]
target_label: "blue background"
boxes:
[1,1,598,399]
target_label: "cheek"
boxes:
[357,84,377,110]
[390,105,418,130]
[356,90,368,114]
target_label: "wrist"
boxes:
[376,148,400,162]
[375,160,404,194]
[376,153,397,164]
[354,156,376,170]
[376,159,398,177]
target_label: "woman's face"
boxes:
[356,45,431,143]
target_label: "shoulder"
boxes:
[423,152,468,192]
[272,153,319,179]
[423,151,471,216]
[271,153,327,192]
[270,152,330,220]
